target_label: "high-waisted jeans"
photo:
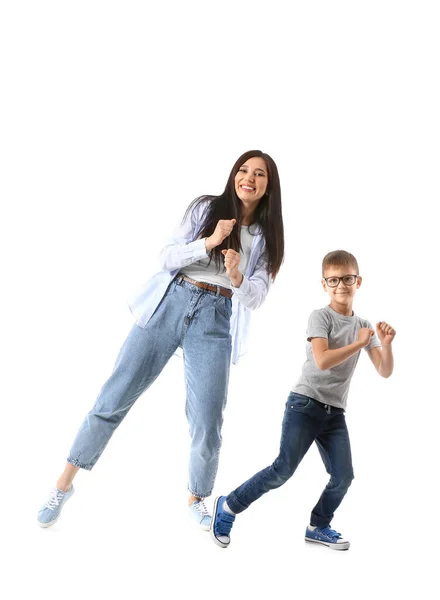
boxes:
[226,392,354,527]
[67,277,232,498]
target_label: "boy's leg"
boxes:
[226,393,322,514]
[211,394,323,547]
[310,411,354,528]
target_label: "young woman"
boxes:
[38,150,284,530]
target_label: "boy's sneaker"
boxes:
[305,525,350,550]
[188,499,211,530]
[210,496,235,548]
[37,486,74,528]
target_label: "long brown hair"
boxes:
[183,150,284,279]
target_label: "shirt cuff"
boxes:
[181,238,209,261]
[230,274,251,296]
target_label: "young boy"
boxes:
[211,250,396,550]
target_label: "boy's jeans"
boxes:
[226,392,354,527]
[67,278,232,498]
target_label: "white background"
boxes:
[1,1,438,598]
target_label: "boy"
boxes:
[210,250,396,550]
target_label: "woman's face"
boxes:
[234,156,269,206]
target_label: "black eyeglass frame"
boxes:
[323,274,359,288]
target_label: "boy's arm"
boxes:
[311,328,374,370]
[367,321,396,378]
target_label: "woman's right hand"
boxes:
[205,219,236,252]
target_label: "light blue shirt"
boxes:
[128,200,272,364]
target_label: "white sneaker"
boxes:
[188,499,211,530]
[37,486,74,528]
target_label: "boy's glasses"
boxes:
[323,275,358,288]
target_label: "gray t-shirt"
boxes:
[292,305,381,410]
[182,225,254,289]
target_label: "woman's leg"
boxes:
[38,281,187,526]
[182,292,232,502]
[67,280,188,471]
[67,320,181,470]
[57,463,79,492]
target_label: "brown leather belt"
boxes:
[176,274,233,298]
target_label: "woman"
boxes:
[37,150,284,530]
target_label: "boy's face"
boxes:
[322,264,362,311]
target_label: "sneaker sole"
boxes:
[38,487,74,528]
[305,537,350,551]
[210,496,230,549]
[38,516,60,529]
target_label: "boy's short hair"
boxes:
[322,250,359,276]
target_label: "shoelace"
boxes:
[319,527,342,540]
[194,500,210,518]
[45,489,64,511]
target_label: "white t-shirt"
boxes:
[181,225,254,289]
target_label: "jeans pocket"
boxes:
[288,393,312,410]
[165,278,179,297]
[215,296,232,319]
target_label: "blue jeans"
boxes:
[67,278,232,498]
[226,392,354,527]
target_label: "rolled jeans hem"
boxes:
[187,486,212,499]
[225,493,247,514]
[67,457,93,471]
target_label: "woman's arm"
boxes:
[159,201,209,271]
[159,200,237,272]
[228,250,271,310]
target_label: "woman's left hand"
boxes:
[222,249,242,286]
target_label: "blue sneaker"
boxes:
[305,525,350,550]
[188,499,211,530]
[210,496,235,548]
[37,486,74,528]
